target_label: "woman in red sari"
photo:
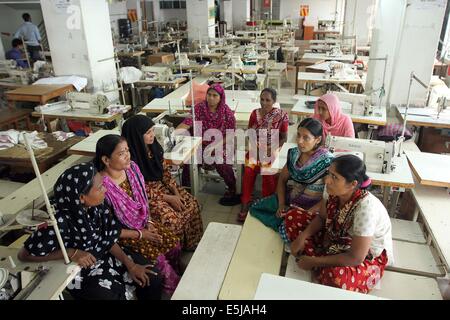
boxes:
[287,155,393,293]
[238,88,289,222]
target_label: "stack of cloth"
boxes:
[0,130,48,150]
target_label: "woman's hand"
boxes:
[146,221,157,232]
[71,250,97,268]
[290,233,307,257]
[166,194,183,212]
[141,229,163,245]
[127,264,156,287]
[296,256,316,271]
[276,205,289,218]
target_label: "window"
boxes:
[159,0,186,9]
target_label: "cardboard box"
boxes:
[147,53,175,65]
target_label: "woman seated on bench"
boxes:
[238,88,289,222]
[94,134,183,296]
[176,83,240,206]
[250,118,333,233]
[18,163,163,300]
[313,93,355,138]
[122,116,203,251]
[289,155,393,294]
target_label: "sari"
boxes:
[249,146,333,231]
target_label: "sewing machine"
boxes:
[200,45,211,55]
[325,62,358,81]
[175,53,190,66]
[230,55,244,69]
[141,66,173,81]
[153,123,175,152]
[67,92,110,114]
[327,46,344,58]
[0,59,17,75]
[0,60,32,84]
[325,135,395,174]
[331,91,373,116]
[0,260,50,301]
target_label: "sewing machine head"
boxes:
[153,123,175,152]
[141,66,173,81]
[175,53,190,66]
[200,45,211,55]
[327,46,343,58]
[325,135,395,174]
[0,59,17,75]
[7,69,32,85]
[67,92,110,114]
[0,264,49,300]
[330,91,372,116]
[230,55,244,69]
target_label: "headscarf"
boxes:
[24,163,120,259]
[103,161,150,230]
[122,115,164,182]
[182,83,236,136]
[313,93,355,138]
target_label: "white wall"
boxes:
[367,0,447,107]
[232,0,250,30]
[159,9,187,22]
[388,0,447,106]
[279,0,345,28]
[0,4,44,51]
[109,1,127,37]
[126,0,142,33]
[343,0,377,46]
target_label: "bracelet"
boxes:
[137,229,143,240]
[69,249,78,261]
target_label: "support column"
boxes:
[232,0,250,31]
[40,0,118,101]
[186,0,215,42]
[0,38,5,60]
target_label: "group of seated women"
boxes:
[17,83,392,297]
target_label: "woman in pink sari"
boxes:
[94,134,181,297]
[238,88,289,222]
[313,93,355,139]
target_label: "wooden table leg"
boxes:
[25,116,32,131]
[8,100,15,111]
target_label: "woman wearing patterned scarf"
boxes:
[250,118,333,233]
[18,163,163,300]
[288,155,393,294]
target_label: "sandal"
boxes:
[237,211,248,223]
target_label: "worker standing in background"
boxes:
[14,13,42,63]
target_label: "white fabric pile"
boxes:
[0,130,48,150]
[52,131,75,142]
